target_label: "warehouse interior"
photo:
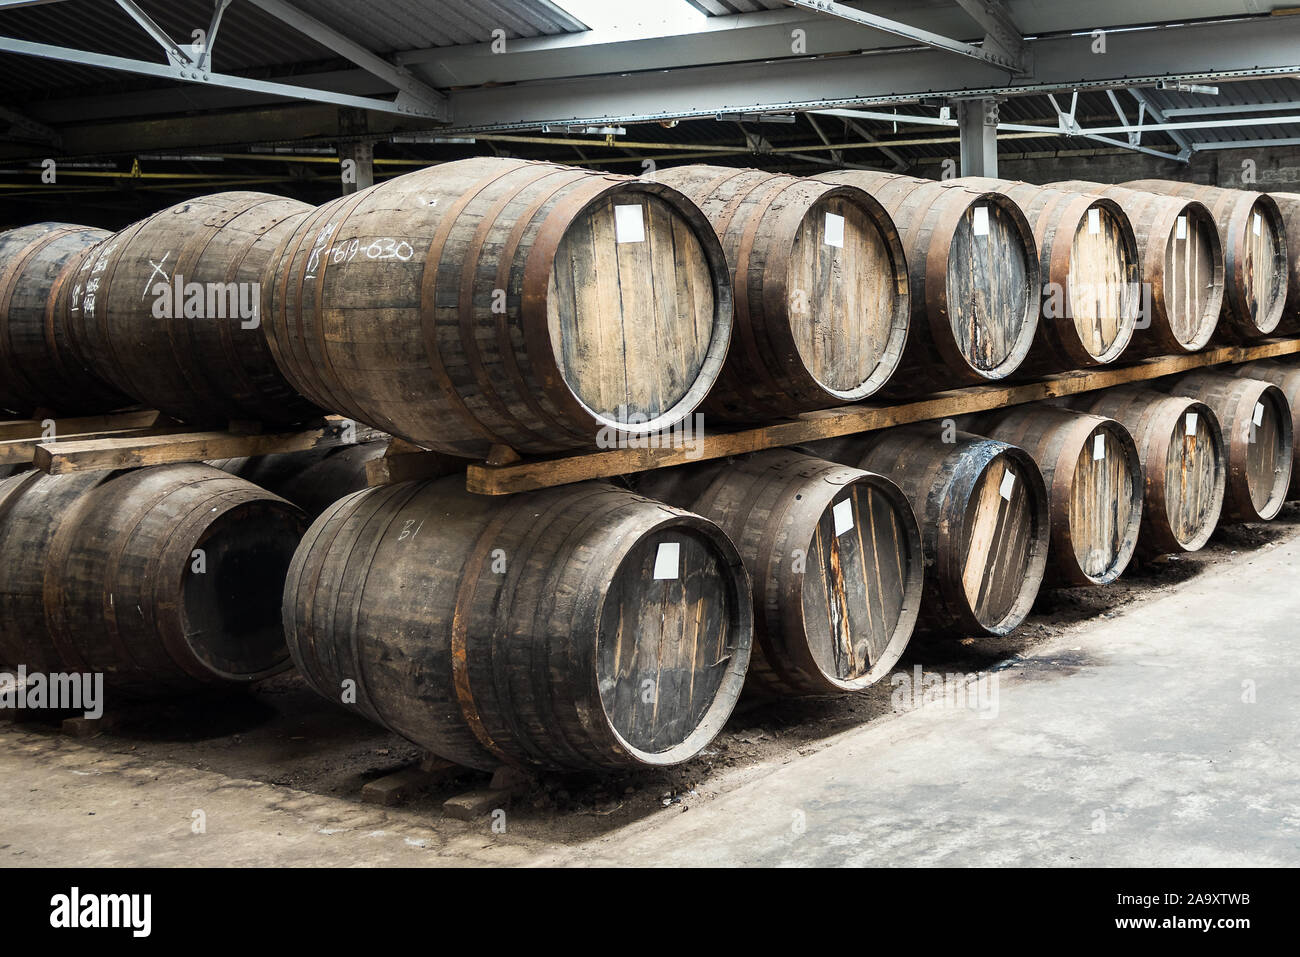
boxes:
[2,0,1299,881]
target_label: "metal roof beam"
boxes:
[951,0,1026,69]
[1163,99,1300,117]
[1129,86,1194,160]
[113,0,193,68]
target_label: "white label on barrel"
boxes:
[653,541,680,580]
[1176,215,1187,240]
[1088,207,1101,234]
[614,204,645,243]
[824,212,845,248]
[1254,212,1262,236]
[1254,401,1265,427]
[1185,412,1198,434]
[973,206,990,237]
[833,499,854,536]
[1094,433,1106,460]
[999,470,1016,501]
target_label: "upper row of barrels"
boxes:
[1,157,1297,453]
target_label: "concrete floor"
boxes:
[3,523,1298,867]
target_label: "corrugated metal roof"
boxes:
[685,0,788,14]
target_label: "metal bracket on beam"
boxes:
[194,0,233,74]
[952,0,1028,72]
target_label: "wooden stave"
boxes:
[282,478,753,772]
[636,449,923,696]
[1224,359,1300,498]
[262,157,734,457]
[1268,192,1300,332]
[656,165,910,419]
[1162,370,1294,522]
[975,405,1144,586]
[1050,182,1224,354]
[0,464,303,694]
[208,440,389,518]
[815,170,1041,392]
[0,223,129,417]
[1122,181,1289,340]
[59,193,320,428]
[808,426,1050,637]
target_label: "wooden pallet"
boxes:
[0,412,383,473]
[366,337,1300,496]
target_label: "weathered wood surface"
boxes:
[209,439,389,517]
[1124,181,1289,341]
[816,170,1039,391]
[33,415,377,474]
[283,478,753,772]
[0,222,128,417]
[960,178,1141,369]
[657,166,909,419]
[263,157,733,457]
[1053,182,1223,355]
[0,409,162,441]
[58,192,319,427]
[0,464,303,693]
[1227,358,1300,496]
[1068,388,1225,556]
[637,449,922,696]
[0,425,189,465]
[463,337,1300,495]
[807,428,1050,637]
[1269,192,1300,332]
[975,406,1143,585]
[1162,369,1293,522]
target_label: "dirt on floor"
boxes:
[5,503,1299,847]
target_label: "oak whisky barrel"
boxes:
[0,223,128,416]
[1162,370,1293,522]
[1051,181,1223,354]
[636,449,922,696]
[959,178,1141,369]
[1070,388,1226,556]
[0,464,304,693]
[1123,181,1288,340]
[809,426,1050,637]
[263,157,734,457]
[656,165,909,419]
[210,440,389,517]
[283,478,753,772]
[60,192,320,427]
[1223,359,1300,498]
[1268,192,1300,330]
[976,406,1143,585]
[816,170,1039,392]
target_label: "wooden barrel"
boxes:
[1162,370,1293,522]
[1224,359,1300,498]
[654,166,908,419]
[816,170,1039,391]
[1268,192,1300,330]
[59,192,321,428]
[0,464,304,694]
[975,406,1143,585]
[636,450,922,696]
[263,157,733,458]
[1051,182,1223,354]
[0,223,129,417]
[1070,388,1225,556]
[283,478,753,772]
[959,178,1141,369]
[210,440,388,517]
[808,427,1049,636]
[1123,181,1288,340]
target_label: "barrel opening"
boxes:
[1068,423,1142,584]
[959,451,1042,631]
[1244,386,1293,519]
[1162,204,1223,350]
[798,480,920,687]
[1244,199,1289,333]
[595,521,748,764]
[944,194,1035,376]
[1066,202,1140,361]
[1162,404,1225,551]
[785,191,907,399]
[181,501,300,682]
[544,183,731,435]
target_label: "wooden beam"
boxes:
[465,338,1300,495]
[0,426,189,465]
[34,415,380,474]
[0,409,162,441]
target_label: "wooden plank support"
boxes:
[33,415,382,475]
[360,756,460,807]
[0,409,163,442]
[364,438,469,487]
[465,338,1300,495]
[0,426,190,466]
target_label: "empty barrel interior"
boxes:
[947,198,1033,374]
[1068,420,1141,582]
[1069,203,1136,360]
[596,523,744,757]
[800,479,918,684]
[961,451,1040,630]
[1163,205,1221,349]
[786,193,901,396]
[1164,405,1226,549]
[548,190,716,425]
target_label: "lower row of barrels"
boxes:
[0,365,1296,773]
